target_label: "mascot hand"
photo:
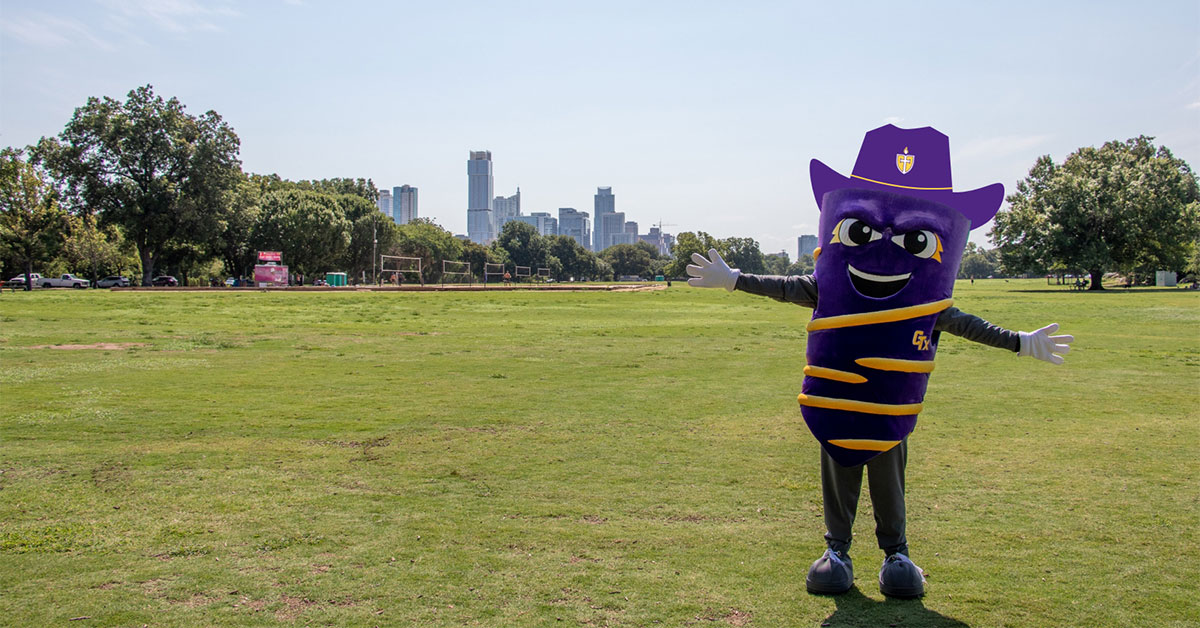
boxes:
[686,248,741,291]
[1019,323,1074,365]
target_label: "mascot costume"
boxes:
[687,125,1073,598]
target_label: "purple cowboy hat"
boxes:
[810,124,1004,229]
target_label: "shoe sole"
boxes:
[806,580,853,595]
[879,584,924,598]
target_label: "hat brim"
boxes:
[810,159,1003,230]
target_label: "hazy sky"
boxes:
[2,1,1197,255]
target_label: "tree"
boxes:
[393,218,464,284]
[992,136,1200,290]
[346,210,398,281]
[493,221,550,273]
[665,231,723,277]
[252,189,351,276]
[41,85,242,285]
[62,214,127,281]
[958,242,999,279]
[546,235,599,281]
[722,237,766,274]
[600,243,652,278]
[764,251,790,275]
[0,148,69,289]
[213,175,262,279]
[785,254,814,276]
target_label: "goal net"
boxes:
[381,255,423,286]
[514,266,531,280]
[536,267,551,279]
[484,263,506,284]
[442,260,472,285]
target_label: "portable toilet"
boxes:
[325,272,347,287]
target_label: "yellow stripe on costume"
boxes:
[828,438,902,452]
[803,365,868,384]
[855,357,936,373]
[798,393,922,416]
[806,298,954,332]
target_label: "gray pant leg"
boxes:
[821,446,863,554]
[820,439,908,556]
[866,439,908,556]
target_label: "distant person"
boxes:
[503,271,512,286]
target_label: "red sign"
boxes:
[258,251,282,262]
[254,264,289,287]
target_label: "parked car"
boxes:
[312,278,327,286]
[224,277,237,287]
[42,274,90,289]
[151,275,179,287]
[6,273,43,287]
[95,276,130,288]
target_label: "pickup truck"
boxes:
[5,273,43,287]
[41,274,90,289]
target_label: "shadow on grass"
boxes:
[819,587,970,628]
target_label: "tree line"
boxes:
[0,85,777,287]
[5,86,1193,290]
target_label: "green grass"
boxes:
[1,280,1197,627]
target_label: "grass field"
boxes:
[1,280,1197,627]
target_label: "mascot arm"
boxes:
[933,307,1021,352]
[733,273,818,308]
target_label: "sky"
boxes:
[2,0,1198,257]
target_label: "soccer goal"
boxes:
[536,267,551,280]
[483,262,506,285]
[442,260,472,286]
[514,266,531,282]
[381,255,423,286]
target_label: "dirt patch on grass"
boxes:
[28,342,148,350]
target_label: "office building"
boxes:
[377,189,392,218]
[516,212,557,236]
[799,234,818,259]
[640,227,674,256]
[593,187,615,252]
[494,188,521,232]
[558,208,590,249]
[467,151,494,244]
[392,185,418,224]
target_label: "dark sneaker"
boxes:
[806,548,854,595]
[878,553,925,598]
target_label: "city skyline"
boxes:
[1,2,1196,254]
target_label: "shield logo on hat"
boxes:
[896,148,914,175]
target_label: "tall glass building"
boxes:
[558,208,591,249]
[392,185,418,224]
[593,187,615,251]
[467,151,494,244]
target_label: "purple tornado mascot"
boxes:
[687,125,1073,598]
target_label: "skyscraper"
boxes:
[558,208,590,249]
[593,186,615,252]
[798,234,818,259]
[493,187,521,232]
[377,189,393,218]
[392,185,418,224]
[467,151,494,244]
[515,212,557,236]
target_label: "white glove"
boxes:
[1019,323,1074,365]
[686,248,741,292]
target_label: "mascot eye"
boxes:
[836,218,882,247]
[892,230,942,261]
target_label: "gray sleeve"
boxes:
[934,306,1020,352]
[734,273,818,308]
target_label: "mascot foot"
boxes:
[806,548,854,595]
[878,553,925,598]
